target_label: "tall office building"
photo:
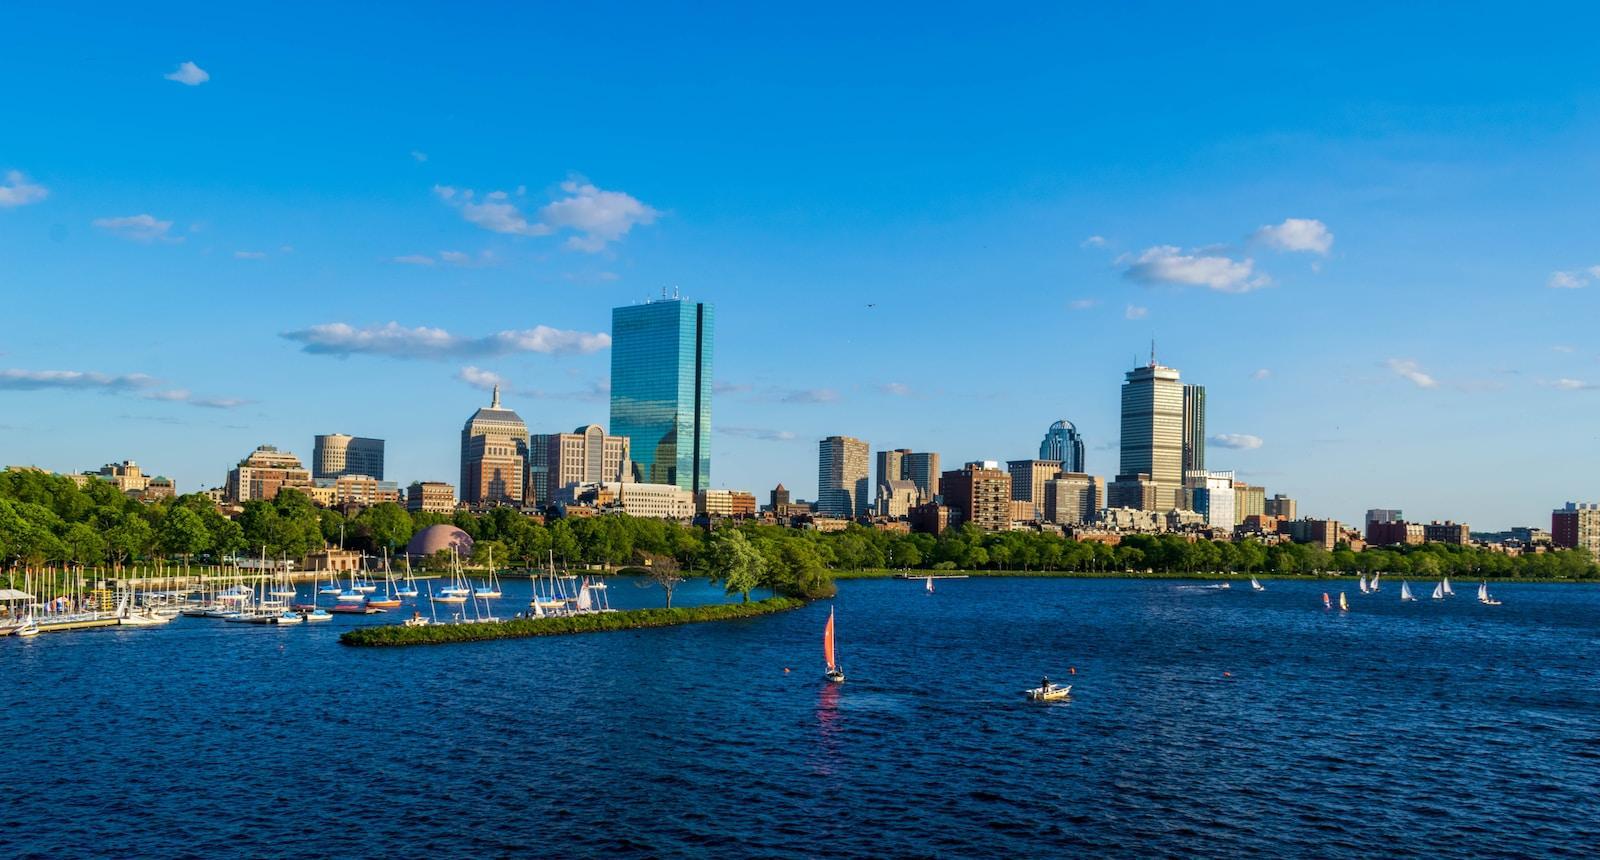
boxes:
[1119,360,1185,509]
[312,434,385,480]
[1182,385,1206,475]
[1265,494,1297,520]
[460,386,530,507]
[876,449,907,495]
[1042,472,1099,526]
[1039,420,1086,474]
[610,296,714,492]
[529,425,631,507]
[876,448,940,503]
[818,436,871,518]
[1187,469,1236,532]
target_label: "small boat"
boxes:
[318,584,342,596]
[118,610,172,627]
[823,606,845,683]
[16,622,39,637]
[1441,577,1454,598]
[1217,582,1231,589]
[1322,592,1331,609]
[1431,580,1445,600]
[1358,575,1370,595]
[1400,581,1416,602]
[1338,592,1349,612]
[276,611,304,625]
[925,576,934,594]
[1250,576,1264,592]
[1370,572,1382,592]
[1478,581,1502,606]
[1024,679,1072,702]
[302,608,332,622]
[402,611,430,628]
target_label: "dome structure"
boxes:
[407,524,474,559]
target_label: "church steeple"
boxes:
[491,384,501,409]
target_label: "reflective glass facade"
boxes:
[609,299,714,492]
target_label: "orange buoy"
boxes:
[1224,671,1232,677]
[1069,667,1076,675]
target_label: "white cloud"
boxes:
[234,250,266,260]
[1210,433,1264,450]
[1125,305,1148,320]
[779,388,839,404]
[410,150,428,163]
[714,381,753,395]
[1068,298,1099,310]
[456,366,504,391]
[188,396,250,409]
[1252,218,1333,255]
[1385,358,1439,389]
[1123,245,1267,293]
[1081,235,1108,248]
[93,213,176,242]
[435,178,660,252]
[1547,266,1600,289]
[392,254,436,266]
[0,171,48,207]
[0,369,158,391]
[719,426,798,442]
[1251,368,1272,380]
[164,61,210,86]
[282,321,610,359]
[438,250,470,265]
[879,382,912,397]
[1542,378,1597,391]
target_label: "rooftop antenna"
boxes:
[1149,338,1157,367]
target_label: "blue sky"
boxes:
[3,2,1599,529]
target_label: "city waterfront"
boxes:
[2,577,1595,857]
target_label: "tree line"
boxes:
[3,469,1594,586]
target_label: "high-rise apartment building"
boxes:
[1006,459,1062,520]
[530,425,631,507]
[610,296,714,492]
[312,434,385,481]
[1233,483,1266,525]
[1366,508,1403,525]
[226,445,314,503]
[1042,472,1099,526]
[1181,384,1206,475]
[1119,361,1185,509]
[1552,502,1600,559]
[1265,494,1297,520]
[1039,420,1086,473]
[459,386,529,507]
[940,463,1013,531]
[818,436,871,518]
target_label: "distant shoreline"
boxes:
[830,569,1598,584]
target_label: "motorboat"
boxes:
[1025,681,1072,702]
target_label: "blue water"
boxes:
[3,577,1598,858]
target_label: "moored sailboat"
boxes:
[823,606,845,683]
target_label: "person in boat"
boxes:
[1041,676,1051,693]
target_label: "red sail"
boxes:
[823,607,837,671]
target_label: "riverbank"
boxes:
[340,597,807,647]
[830,569,1599,584]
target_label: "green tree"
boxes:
[158,506,210,568]
[708,529,765,602]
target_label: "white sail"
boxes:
[1442,577,1454,596]
[1478,582,1488,602]
[925,576,934,593]
[1400,581,1414,601]
[1251,576,1264,591]
[576,584,593,612]
[1431,581,1444,599]
[1371,572,1381,591]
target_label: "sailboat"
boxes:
[1431,580,1444,599]
[367,550,402,608]
[474,547,502,599]
[1322,592,1331,609]
[431,550,469,604]
[1250,576,1264,592]
[1477,581,1502,606]
[1358,575,1370,595]
[925,576,934,594]
[1441,577,1454,598]
[1338,592,1349,612]
[1370,572,1381,592]
[395,558,420,598]
[823,606,845,683]
[1400,581,1416,602]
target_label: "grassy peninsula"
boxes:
[340,597,806,647]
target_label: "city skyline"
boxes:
[4,6,1600,528]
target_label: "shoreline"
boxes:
[340,597,806,647]
[830,569,1598,584]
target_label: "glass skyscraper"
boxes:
[1039,419,1086,473]
[609,298,714,492]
